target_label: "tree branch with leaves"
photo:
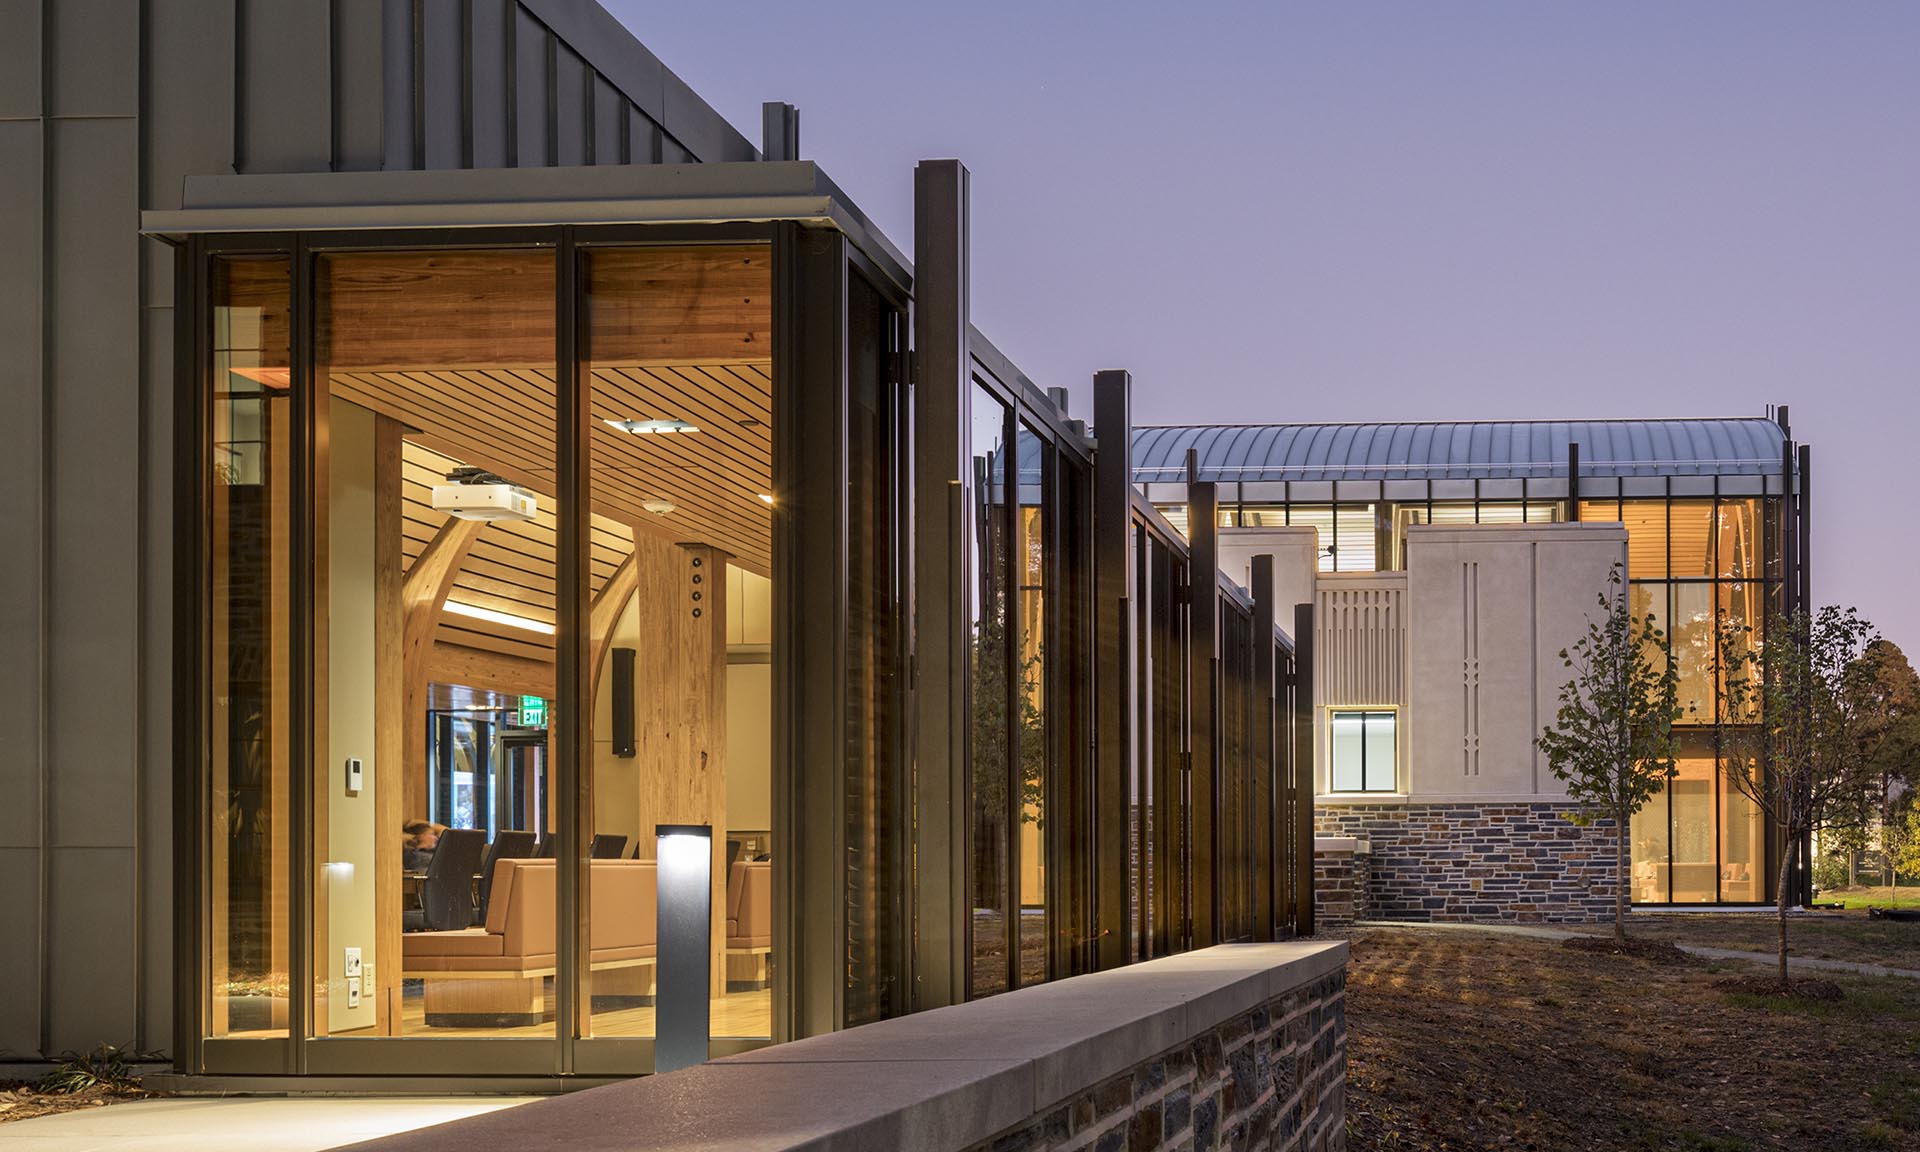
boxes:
[1537,566,1685,946]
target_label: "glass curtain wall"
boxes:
[1584,493,1781,903]
[190,224,912,1075]
[581,243,775,1042]
[310,246,558,1038]
[967,385,1012,998]
[208,256,293,1039]
[1014,422,1050,987]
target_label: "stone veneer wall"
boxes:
[1316,803,1618,924]
[964,970,1348,1152]
[1313,841,1370,929]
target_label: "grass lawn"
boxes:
[1813,883,1920,910]
[1344,926,1920,1150]
[1567,910,1920,969]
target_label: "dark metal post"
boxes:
[1186,452,1218,946]
[1567,442,1580,518]
[1292,602,1316,937]
[911,160,969,1006]
[761,102,799,161]
[1250,554,1276,941]
[555,226,588,1068]
[1092,370,1133,970]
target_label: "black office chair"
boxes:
[535,832,557,859]
[726,838,742,881]
[590,834,628,860]
[403,828,487,932]
[478,829,539,924]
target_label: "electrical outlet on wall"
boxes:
[344,947,362,978]
[346,976,361,1009]
[344,757,364,794]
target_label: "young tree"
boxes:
[1848,641,1920,905]
[1718,605,1880,987]
[1537,567,1684,946]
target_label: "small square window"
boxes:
[1330,710,1396,793]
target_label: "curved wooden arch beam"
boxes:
[400,517,487,821]
[588,551,639,705]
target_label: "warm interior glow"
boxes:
[442,599,556,635]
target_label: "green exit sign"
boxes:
[519,695,546,727]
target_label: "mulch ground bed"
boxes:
[0,1080,154,1124]
[1709,974,1846,1001]
[1344,928,1920,1151]
[1560,934,1698,965]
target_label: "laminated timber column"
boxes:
[1186,454,1220,946]
[622,534,728,1000]
[371,417,405,1033]
[1091,371,1134,970]
[911,161,970,1008]
[1292,602,1316,938]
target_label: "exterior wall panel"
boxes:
[332,0,387,170]
[46,846,137,1052]
[47,115,142,849]
[0,848,42,1055]
[0,120,45,856]
[420,0,464,170]
[237,0,331,172]
[49,0,137,117]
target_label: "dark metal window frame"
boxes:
[1326,709,1397,795]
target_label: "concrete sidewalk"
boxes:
[1355,919,1920,979]
[0,1096,535,1152]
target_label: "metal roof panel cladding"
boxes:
[1130,419,1786,483]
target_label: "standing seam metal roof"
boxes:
[1129,419,1786,482]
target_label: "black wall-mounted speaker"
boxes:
[612,647,636,757]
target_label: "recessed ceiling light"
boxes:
[606,418,699,434]
[758,493,775,506]
[443,600,556,635]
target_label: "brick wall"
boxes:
[1316,803,1617,924]
[965,970,1348,1152]
[1313,843,1370,929]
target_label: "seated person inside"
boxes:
[403,819,442,873]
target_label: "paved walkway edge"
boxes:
[1352,919,1919,979]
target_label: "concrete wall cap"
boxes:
[332,941,1347,1152]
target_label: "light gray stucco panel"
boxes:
[48,115,141,848]
[47,846,138,1052]
[49,0,137,118]
[0,121,45,851]
[0,847,43,1056]
[0,0,43,118]
[237,0,332,173]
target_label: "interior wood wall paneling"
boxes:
[588,552,638,703]
[323,246,770,371]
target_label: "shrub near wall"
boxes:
[1316,803,1618,924]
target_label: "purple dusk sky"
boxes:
[610,1,1919,647]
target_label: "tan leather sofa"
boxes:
[725,860,771,993]
[403,858,658,1027]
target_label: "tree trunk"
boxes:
[1615,806,1629,946]
[1775,834,1794,988]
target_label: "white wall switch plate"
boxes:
[344,757,363,794]
[346,976,361,1009]
[344,947,362,978]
